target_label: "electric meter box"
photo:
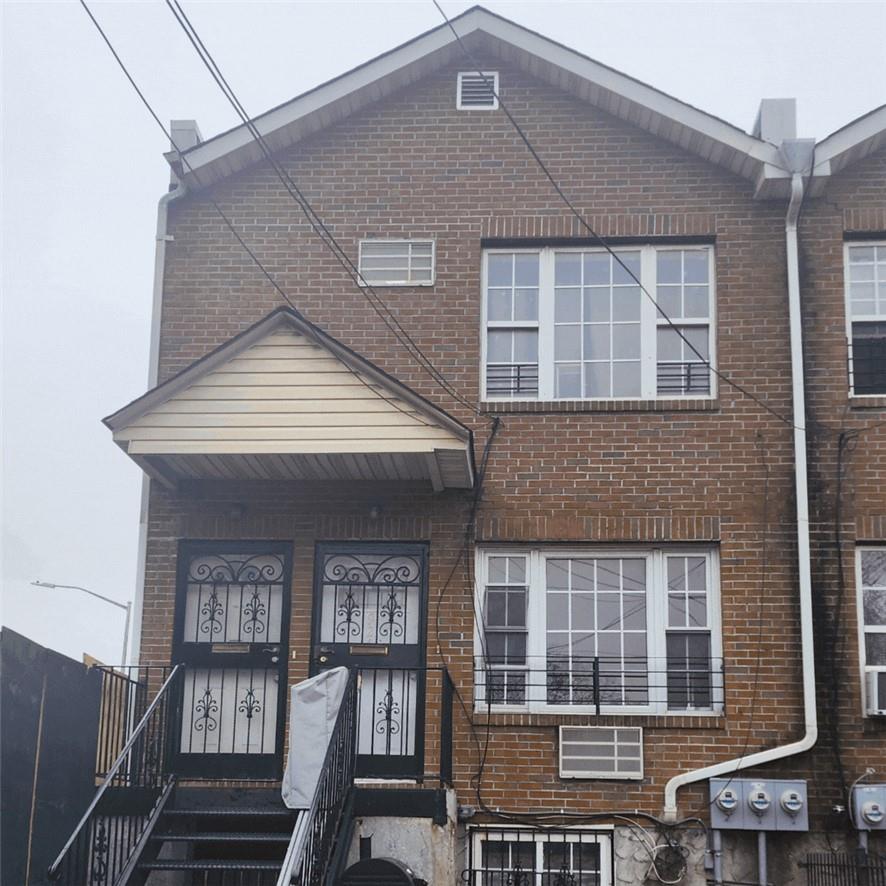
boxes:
[709,779,808,831]
[852,784,886,831]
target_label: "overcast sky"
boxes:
[2,0,885,666]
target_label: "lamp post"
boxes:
[31,581,132,666]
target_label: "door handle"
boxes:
[261,646,280,654]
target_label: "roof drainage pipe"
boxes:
[663,146,818,820]
[129,123,200,667]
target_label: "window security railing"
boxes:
[801,851,886,886]
[474,656,724,715]
[464,827,612,886]
[487,363,540,396]
[656,361,711,395]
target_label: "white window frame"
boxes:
[357,239,435,287]
[468,826,614,886]
[474,545,723,716]
[843,241,886,397]
[856,546,886,716]
[480,245,717,402]
[456,71,499,110]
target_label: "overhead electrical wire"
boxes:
[164,0,485,420]
[77,0,438,431]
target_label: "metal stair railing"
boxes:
[48,665,184,886]
[277,670,359,886]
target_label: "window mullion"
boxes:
[640,246,657,398]
[649,550,668,712]
[529,550,546,708]
[538,250,555,400]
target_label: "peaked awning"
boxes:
[104,309,475,490]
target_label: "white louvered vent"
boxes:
[457,71,499,110]
[559,726,644,779]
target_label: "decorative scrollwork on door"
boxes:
[183,552,284,644]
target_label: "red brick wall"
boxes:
[139,55,833,819]
[796,148,886,813]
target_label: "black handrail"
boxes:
[277,669,359,886]
[47,665,183,885]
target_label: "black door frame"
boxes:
[310,541,429,780]
[171,539,293,780]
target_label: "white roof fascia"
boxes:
[174,6,786,189]
[815,105,886,176]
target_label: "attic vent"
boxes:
[559,726,643,779]
[457,71,499,110]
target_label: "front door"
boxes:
[173,541,291,779]
[311,543,428,779]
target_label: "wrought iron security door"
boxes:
[311,543,428,779]
[172,541,291,779]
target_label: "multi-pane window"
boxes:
[468,828,612,886]
[483,555,529,704]
[358,239,435,286]
[859,548,886,712]
[845,243,886,395]
[485,254,540,396]
[483,246,715,400]
[476,548,721,714]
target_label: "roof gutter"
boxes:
[663,145,817,820]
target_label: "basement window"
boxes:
[358,239,435,286]
[466,827,613,886]
[846,242,886,395]
[457,71,499,110]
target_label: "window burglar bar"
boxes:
[801,851,886,886]
[465,828,610,886]
[656,361,711,395]
[474,656,724,714]
[487,363,539,396]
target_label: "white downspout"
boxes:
[663,166,817,819]
[129,185,183,667]
[129,121,199,667]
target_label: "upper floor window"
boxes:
[482,246,715,400]
[859,547,886,714]
[358,239,435,286]
[475,547,723,715]
[845,242,886,395]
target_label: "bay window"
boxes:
[482,245,715,400]
[845,242,886,395]
[476,547,722,714]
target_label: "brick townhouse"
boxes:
[50,7,885,886]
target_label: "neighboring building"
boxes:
[51,7,885,885]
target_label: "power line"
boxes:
[77,0,434,430]
[165,0,485,419]
[431,0,819,434]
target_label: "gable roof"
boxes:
[814,104,886,178]
[105,308,475,490]
[170,5,794,198]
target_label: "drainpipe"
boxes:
[129,121,199,667]
[663,143,817,820]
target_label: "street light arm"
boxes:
[31,581,130,611]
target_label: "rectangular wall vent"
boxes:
[457,71,499,110]
[559,726,643,779]
[358,239,435,286]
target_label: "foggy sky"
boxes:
[2,0,885,665]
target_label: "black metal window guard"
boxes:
[850,323,886,395]
[465,827,612,886]
[801,851,886,886]
[657,360,712,395]
[475,656,724,715]
[487,363,540,396]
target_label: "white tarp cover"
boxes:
[281,666,350,810]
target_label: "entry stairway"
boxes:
[136,789,302,885]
